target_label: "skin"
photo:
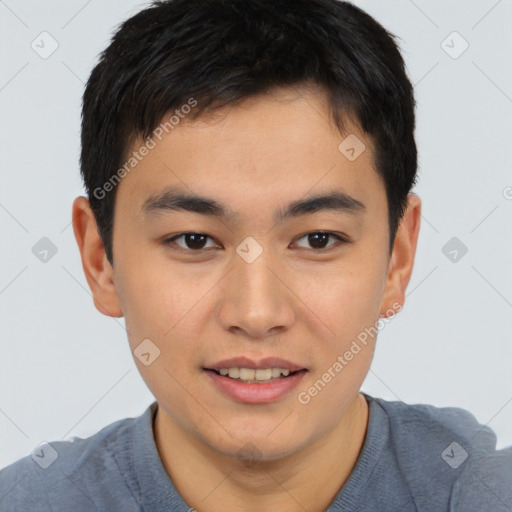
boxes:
[72,86,421,511]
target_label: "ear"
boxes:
[380,193,421,318]
[71,196,123,318]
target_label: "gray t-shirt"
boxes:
[1,393,511,511]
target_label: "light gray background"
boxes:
[1,0,511,470]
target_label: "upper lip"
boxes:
[204,357,307,372]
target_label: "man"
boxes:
[1,0,510,510]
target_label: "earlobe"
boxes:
[379,193,421,318]
[71,196,124,318]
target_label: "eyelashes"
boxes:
[162,231,349,253]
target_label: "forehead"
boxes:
[115,87,384,221]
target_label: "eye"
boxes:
[293,232,348,251]
[163,232,220,251]
[162,231,349,253]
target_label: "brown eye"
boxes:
[294,232,347,250]
[164,233,218,251]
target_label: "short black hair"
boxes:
[80,0,418,266]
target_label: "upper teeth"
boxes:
[219,368,291,380]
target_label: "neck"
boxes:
[154,394,369,512]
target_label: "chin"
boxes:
[204,430,307,464]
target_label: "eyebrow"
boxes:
[141,186,366,222]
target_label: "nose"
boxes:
[217,248,296,339]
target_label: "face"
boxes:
[74,86,420,462]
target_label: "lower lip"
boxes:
[203,369,308,404]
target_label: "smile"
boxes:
[215,367,294,383]
[203,368,308,404]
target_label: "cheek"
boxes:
[295,270,380,416]
[115,256,211,373]
[299,261,384,335]
[115,261,202,408]
[113,250,182,347]
[292,254,386,396]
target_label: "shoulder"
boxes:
[368,394,512,511]
[0,408,150,512]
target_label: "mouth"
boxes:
[201,357,308,404]
[203,367,307,384]
[203,356,307,383]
